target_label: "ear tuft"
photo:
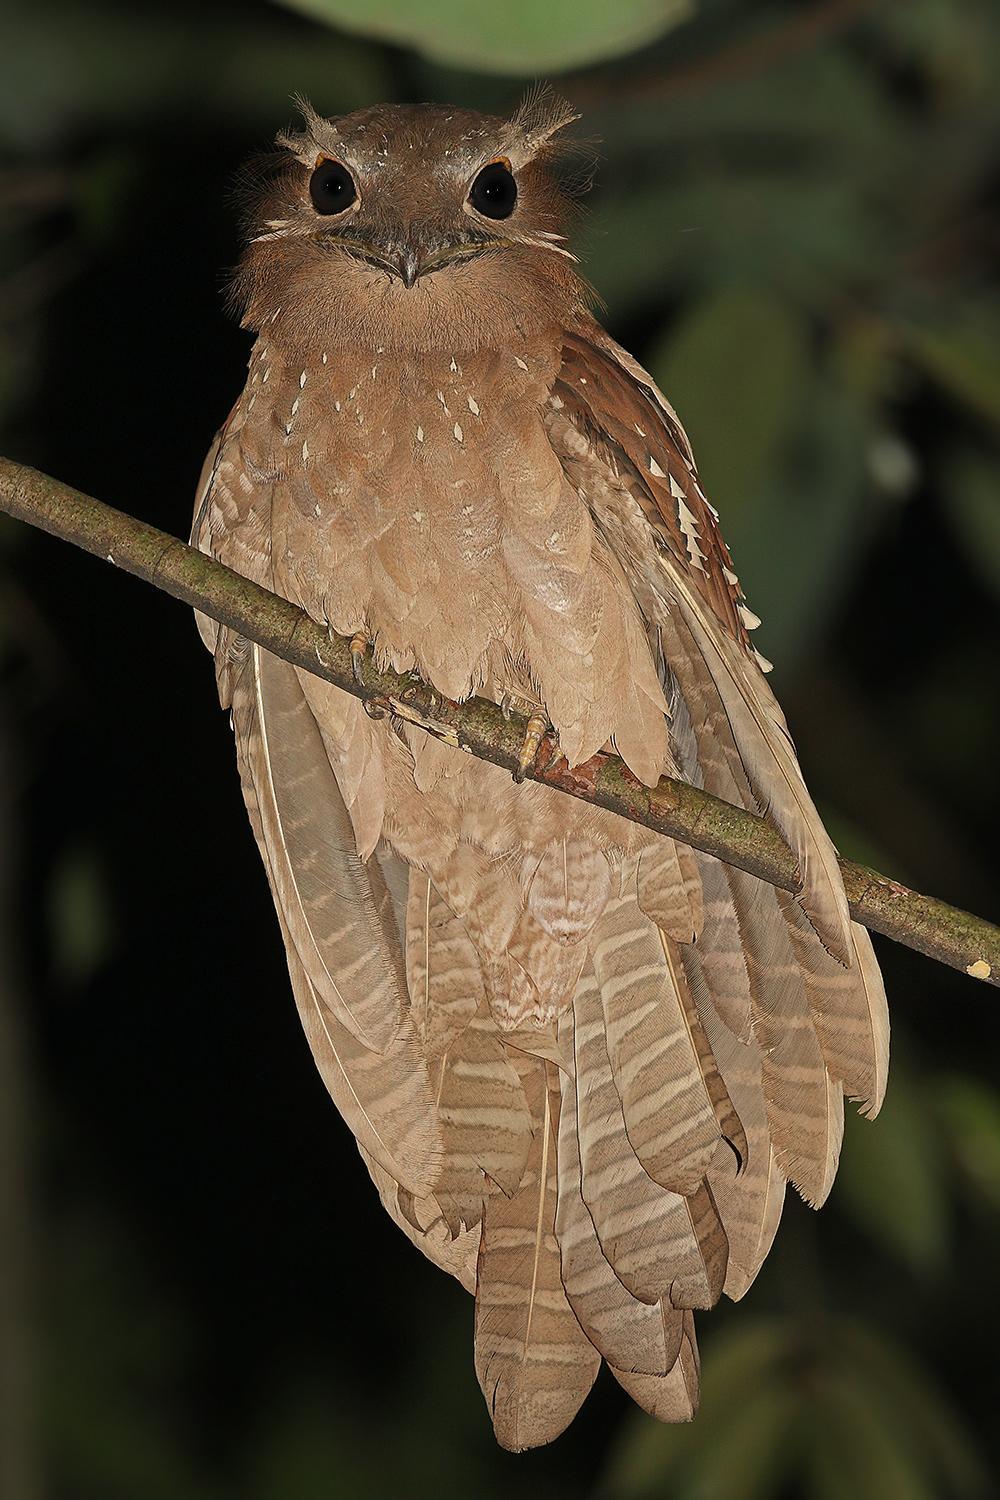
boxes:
[276,95,342,164]
[507,83,580,157]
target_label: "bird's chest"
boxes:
[243,342,571,698]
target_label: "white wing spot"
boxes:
[514,356,529,371]
[302,440,309,462]
[416,426,424,442]
[677,498,708,571]
[299,370,308,388]
[634,423,646,437]
[739,604,762,631]
[453,423,463,442]
[649,456,667,479]
[412,511,424,523]
[668,473,685,500]
[467,394,480,416]
[321,351,328,364]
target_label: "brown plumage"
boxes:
[193,91,890,1450]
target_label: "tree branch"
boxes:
[1,455,997,989]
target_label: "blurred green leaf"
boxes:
[838,1322,988,1499]
[603,1319,794,1498]
[805,1369,939,1500]
[648,286,807,505]
[943,445,1000,603]
[902,311,1000,431]
[48,1211,222,1500]
[277,0,693,74]
[936,1073,1000,1213]
[837,1060,948,1274]
[0,0,391,143]
[643,292,882,664]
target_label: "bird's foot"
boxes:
[349,630,368,686]
[513,708,552,785]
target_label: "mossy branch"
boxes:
[1,454,997,988]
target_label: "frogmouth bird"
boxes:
[192,92,889,1451]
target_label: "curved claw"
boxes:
[349,631,368,687]
[512,710,550,785]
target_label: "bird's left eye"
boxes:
[309,159,357,215]
[469,161,517,220]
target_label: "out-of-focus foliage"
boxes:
[278,0,693,74]
[603,1317,985,1500]
[2,1,999,1497]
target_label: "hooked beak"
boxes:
[326,234,495,288]
[396,246,420,289]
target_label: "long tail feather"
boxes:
[555,1011,686,1373]
[231,647,441,1196]
[611,1311,700,1421]
[591,868,722,1196]
[247,647,405,1053]
[429,1001,533,1234]
[573,966,728,1308]
[474,1056,600,1451]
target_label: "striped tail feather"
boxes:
[474,1054,601,1451]
[611,1311,701,1422]
[426,999,534,1235]
[657,609,869,1205]
[555,1006,688,1373]
[724,862,845,1207]
[571,963,729,1309]
[590,866,725,1196]
[247,646,405,1053]
[229,647,441,1198]
[680,933,788,1297]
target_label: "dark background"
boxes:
[2,1,999,1496]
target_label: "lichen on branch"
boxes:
[1,454,996,988]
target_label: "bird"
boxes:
[191,90,889,1451]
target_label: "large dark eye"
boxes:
[309,159,357,215]
[469,161,517,220]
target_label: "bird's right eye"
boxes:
[309,159,357,215]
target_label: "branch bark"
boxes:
[1,455,997,989]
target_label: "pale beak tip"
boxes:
[398,248,420,289]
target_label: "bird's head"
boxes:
[233,92,591,354]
